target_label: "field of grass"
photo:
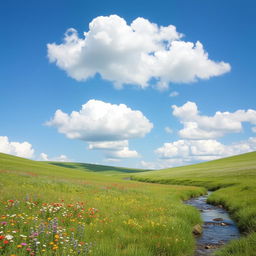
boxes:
[132,151,256,256]
[0,153,205,256]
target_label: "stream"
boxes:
[186,192,240,256]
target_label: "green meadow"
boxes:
[0,153,204,256]
[132,151,256,256]
[0,152,255,255]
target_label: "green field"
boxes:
[132,151,256,256]
[0,152,255,255]
[0,153,204,256]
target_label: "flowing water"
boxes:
[186,192,240,256]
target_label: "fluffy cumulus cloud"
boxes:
[0,136,34,158]
[172,101,256,139]
[47,15,230,89]
[39,153,70,162]
[155,137,256,164]
[152,102,256,168]
[47,99,152,159]
[47,99,153,141]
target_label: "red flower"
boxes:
[3,240,9,244]
[0,235,5,240]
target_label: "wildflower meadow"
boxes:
[0,153,205,256]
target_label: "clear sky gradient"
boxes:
[1,0,256,168]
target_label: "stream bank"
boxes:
[186,192,240,256]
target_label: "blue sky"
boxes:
[1,0,256,168]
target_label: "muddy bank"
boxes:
[186,192,240,256]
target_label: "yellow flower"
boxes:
[17,244,22,248]
[54,234,60,239]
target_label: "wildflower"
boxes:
[3,240,9,244]
[17,244,22,248]
[0,235,5,240]
[5,234,14,240]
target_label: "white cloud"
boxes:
[47,99,151,160]
[140,160,157,169]
[140,158,190,169]
[155,137,256,165]
[88,140,139,160]
[169,91,179,97]
[39,153,70,162]
[0,136,34,158]
[47,15,230,89]
[165,126,173,134]
[88,140,128,150]
[39,152,49,161]
[172,101,256,139]
[105,147,139,159]
[47,99,153,142]
[252,127,256,133]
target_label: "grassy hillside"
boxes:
[0,153,204,256]
[133,152,256,189]
[132,152,256,256]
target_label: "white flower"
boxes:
[6,234,14,240]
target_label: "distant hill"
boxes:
[47,161,148,174]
